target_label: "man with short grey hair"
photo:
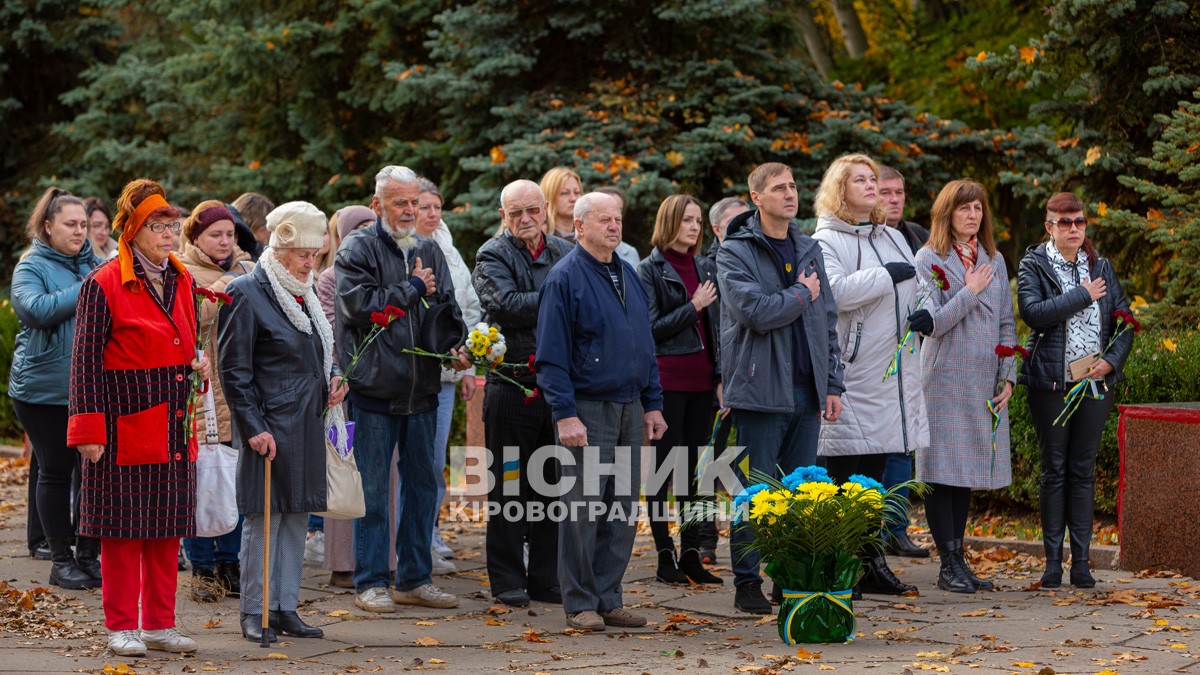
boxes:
[706,197,751,261]
[535,192,667,631]
[336,165,468,613]
[473,179,573,608]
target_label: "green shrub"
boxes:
[0,296,22,441]
[999,328,1200,515]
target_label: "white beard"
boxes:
[382,214,419,250]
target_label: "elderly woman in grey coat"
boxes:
[812,153,929,597]
[219,202,348,643]
[912,180,1017,594]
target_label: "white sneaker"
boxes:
[108,629,146,656]
[140,627,197,653]
[355,586,397,613]
[432,530,455,559]
[391,583,459,608]
[431,549,457,576]
[304,531,325,564]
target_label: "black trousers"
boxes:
[1027,387,1113,563]
[647,389,720,553]
[483,381,560,596]
[924,483,971,544]
[823,453,889,485]
[13,401,80,542]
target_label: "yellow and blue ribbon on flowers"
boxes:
[781,589,856,644]
[882,330,917,382]
[986,399,1000,479]
[696,409,725,482]
[1053,379,1091,426]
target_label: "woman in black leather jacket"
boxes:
[1016,192,1133,590]
[636,194,723,586]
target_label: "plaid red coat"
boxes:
[67,258,200,539]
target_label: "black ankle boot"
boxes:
[678,549,722,584]
[1070,559,1095,588]
[655,549,689,584]
[240,613,277,643]
[48,538,93,590]
[190,568,220,603]
[858,552,917,595]
[216,560,241,598]
[75,536,102,584]
[269,610,324,638]
[936,541,975,593]
[953,541,993,591]
[1041,559,1063,588]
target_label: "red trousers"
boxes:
[100,537,179,631]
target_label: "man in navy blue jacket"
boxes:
[535,192,667,632]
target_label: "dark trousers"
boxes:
[648,389,719,553]
[483,382,560,597]
[881,453,914,538]
[13,401,79,542]
[1027,387,1113,563]
[924,483,971,543]
[823,453,890,485]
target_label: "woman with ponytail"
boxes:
[67,178,210,657]
[10,187,104,590]
[1017,192,1133,590]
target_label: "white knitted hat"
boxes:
[266,201,327,249]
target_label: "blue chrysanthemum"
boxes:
[847,474,884,491]
[781,465,833,490]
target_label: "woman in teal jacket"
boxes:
[9,187,104,589]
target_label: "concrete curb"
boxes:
[0,443,23,458]
[912,533,1121,569]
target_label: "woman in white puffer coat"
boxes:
[811,154,930,597]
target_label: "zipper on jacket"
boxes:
[865,228,910,453]
[846,322,863,363]
[402,247,419,415]
[661,265,705,350]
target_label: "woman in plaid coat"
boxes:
[912,180,1017,594]
[67,179,210,657]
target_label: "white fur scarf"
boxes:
[260,248,348,455]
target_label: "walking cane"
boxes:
[261,457,271,648]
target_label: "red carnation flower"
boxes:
[527,354,537,373]
[522,388,542,406]
[930,264,949,290]
[215,292,233,305]
[386,305,405,318]
[1128,316,1142,333]
[370,311,390,328]
[995,345,1015,358]
[196,287,218,302]
[1014,345,1030,358]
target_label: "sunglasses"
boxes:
[505,206,543,219]
[1047,216,1088,230]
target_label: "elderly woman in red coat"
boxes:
[67,178,211,657]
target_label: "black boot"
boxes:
[48,538,93,590]
[1070,558,1095,588]
[1040,470,1066,588]
[678,549,722,584]
[858,552,917,595]
[269,610,324,638]
[886,529,931,558]
[953,541,993,591]
[1041,558,1064,588]
[75,536,102,585]
[655,549,689,584]
[216,560,241,598]
[190,568,220,603]
[1067,479,1096,589]
[240,613,277,643]
[936,541,976,593]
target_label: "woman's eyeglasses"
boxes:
[1047,217,1088,230]
[147,221,183,234]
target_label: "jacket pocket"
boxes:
[115,403,169,466]
[263,384,299,413]
[844,321,864,364]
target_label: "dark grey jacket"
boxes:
[219,265,334,514]
[1017,243,1133,391]
[335,220,457,414]
[636,247,721,372]
[716,211,844,413]
[472,231,573,388]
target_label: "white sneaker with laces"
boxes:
[108,629,146,656]
[431,549,457,576]
[304,531,325,564]
[140,627,197,653]
[431,530,455,559]
[355,586,397,613]
[391,583,459,608]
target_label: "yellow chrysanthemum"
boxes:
[488,327,499,340]
[842,482,884,509]
[795,481,838,502]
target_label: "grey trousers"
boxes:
[558,399,643,614]
[240,512,308,614]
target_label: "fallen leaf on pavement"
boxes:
[414,636,441,646]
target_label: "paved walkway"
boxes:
[1,475,1198,674]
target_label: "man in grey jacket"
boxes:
[716,162,845,614]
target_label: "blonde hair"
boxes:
[651,194,703,255]
[231,192,274,234]
[539,167,582,234]
[927,179,996,257]
[317,212,339,274]
[813,154,886,224]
